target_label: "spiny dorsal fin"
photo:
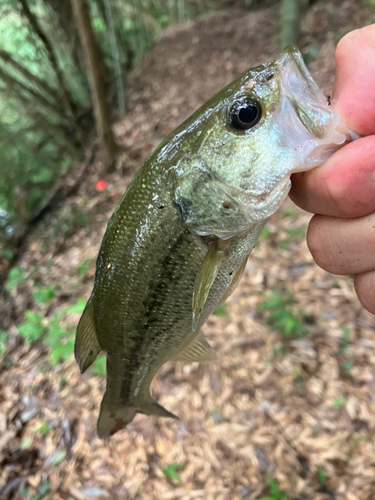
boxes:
[172,332,218,363]
[192,240,225,332]
[75,299,101,373]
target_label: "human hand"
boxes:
[290,25,375,315]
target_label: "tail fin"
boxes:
[97,391,178,438]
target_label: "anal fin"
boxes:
[149,399,179,420]
[192,240,225,332]
[75,299,102,373]
[172,332,218,363]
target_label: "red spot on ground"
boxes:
[96,179,108,191]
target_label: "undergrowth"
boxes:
[3,266,106,376]
[257,289,309,339]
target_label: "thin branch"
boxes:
[0,49,59,104]
[0,66,65,117]
[103,0,125,115]
[18,0,76,115]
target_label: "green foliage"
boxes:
[317,466,326,484]
[16,279,85,365]
[20,437,33,450]
[257,475,290,500]
[258,289,308,339]
[34,420,53,436]
[48,450,66,465]
[5,266,25,291]
[0,331,8,355]
[76,258,92,277]
[92,355,106,377]
[162,463,184,483]
[213,303,230,318]
[18,311,45,344]
[32,284,55,304]
[303,45,319,65]
[339,325,351,354]
[0,0,220,244]
[342,361,352,372]
[331,395,346,408]
[260,226,271,239]
[31,482,50,500]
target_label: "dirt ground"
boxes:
[2,1,375,499]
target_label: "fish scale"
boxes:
[75,45,356,437]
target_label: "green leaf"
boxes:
[342,362,353,371]
[162,463,184,483]
[18,312,45,344]
[32,284,55,304]
[20,437,33,450]
[34,421,53,436]
[31,481,50,500]
[266,475,289,500]
[92,355,106,377]
[5,266,24,291]
[213,303,230,317]
[317,466,326,484]
[3,248,13,260]
[0,331,8,355]
[284,227,305,239]
[50,450,66,465]
[331,395,346,408]
[66,298,86,314]
[31,168,54,183]
[48,340,74,365]
[76,259,92,277]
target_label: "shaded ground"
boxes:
[1,2,375,500]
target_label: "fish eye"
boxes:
[229,99,262,130]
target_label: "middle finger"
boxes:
[307,213,375,275]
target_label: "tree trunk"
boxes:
[70,0,119,166]
[280,0,301,48]
[44,0,87,79]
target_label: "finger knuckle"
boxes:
[306,217,336,272]
[355,272,375,315]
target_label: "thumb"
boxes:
[333,25,375,137]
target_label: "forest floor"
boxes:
[2,1,375,500]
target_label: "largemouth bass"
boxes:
[75,46,355,437]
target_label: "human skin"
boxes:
[289,25,375,315]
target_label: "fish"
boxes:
[75,46,356,438]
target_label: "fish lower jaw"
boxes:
[243,177,292,223]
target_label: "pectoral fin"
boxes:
[192,241,224,332]
[221,255,248,303]
[75,299,102,373]
[172,332,218,363]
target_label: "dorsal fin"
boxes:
[74,299,102,373]
[172,332,218,363]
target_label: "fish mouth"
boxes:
[275,45,358,173]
